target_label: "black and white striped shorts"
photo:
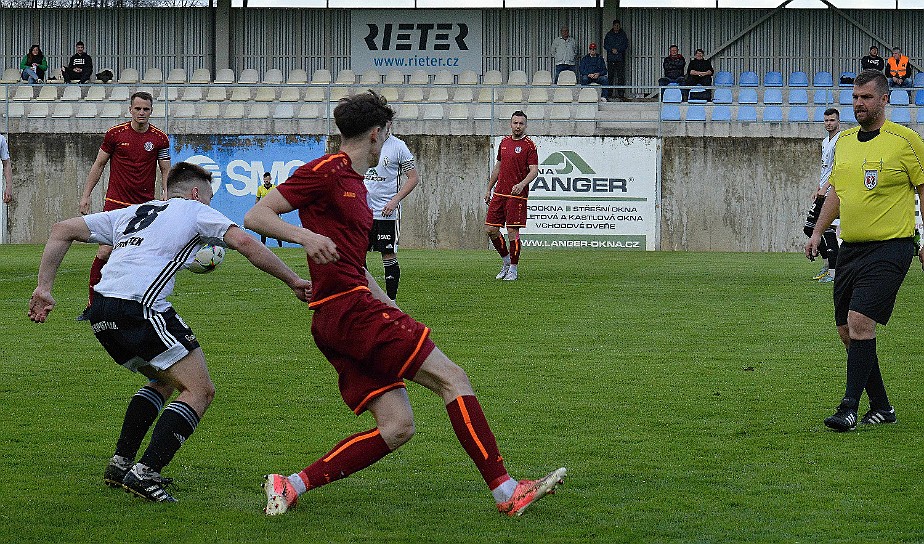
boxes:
[88,295,200,373]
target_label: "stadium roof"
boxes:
[230,0,924,6]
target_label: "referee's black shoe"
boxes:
[861,406,897,425]
[824,398,858,432]
[122,464,177,503]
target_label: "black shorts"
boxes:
[833,238,914,326]
[368,219,398,254]
[88,295,200,372]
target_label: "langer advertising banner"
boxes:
[171,135,327,246]
[492,136,659,250]
[351,10,483,75]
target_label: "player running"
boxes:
[245,91,565,518]
[484,111,539,281]
[30,162,310,502]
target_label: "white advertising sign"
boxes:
[493,136,659,250]
[351,10,483,75]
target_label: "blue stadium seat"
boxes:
[915,73,924,88]
[712,105,732,121]
[915,90,924,106]
[713,88,733,104]
[788,89,808,105]
[813,107,827,122]
[738,88,758,104]
[686,104,706,121]
[737,105,757,121]
[661,104,682,121]
[739,71,759,87]
[891,108,912,124]
[813,71,834,87]
[688,86,709,104]
[762,106,784,121]
[788,71,809,87]
[787,106,809,122]
[839,72,856,87]
[840,108,856,123]
[763,88,783,104]
[764,71,783,87]
[890,90,910,106]
[813,89,834,104]
[917,108,924,124]
[715,71,734,86]
[662,87,683,103]
[838,89,853,105]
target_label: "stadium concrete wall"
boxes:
[4,133,817,252]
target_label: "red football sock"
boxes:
[509,236,521,265]
[446,395,511,490]
[297,428,391,490]
[88,257,105,305]
[490,235,509,258]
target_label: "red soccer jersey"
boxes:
[100,122,170,207]
[494,135,538,198]
[275,152,373,306]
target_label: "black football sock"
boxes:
[384,258,400,300]
[139,401,200,473]
[114,385,165,460]
[865,358,891,410]
[844,338,877,408]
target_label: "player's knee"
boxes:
[380,416,415,448]
[97,245,113,261]
[485,225,499,237]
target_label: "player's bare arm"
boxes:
[29,217,93,322]
[80,148,112,215]
[510,164,539,196]
[2,158,11,203]
[485,161,501,203]
[158,158,171,200]
[805,190,840,260]
[222,225,311,302]
[383,168,419,217]
[244,189,340,265]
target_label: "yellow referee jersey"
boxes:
[830,120,924,243]
[256,184,274,200]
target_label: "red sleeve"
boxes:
[100,127,117,155]
[496,139,503,162]
[275,163,327,210]
[528,140,539,165]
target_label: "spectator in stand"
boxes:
[685,48,714,101]
[603,19,629,101]
[658,45,686,87]
[551,25,580,84]
[20,44,47,84]
[579,43,608,101]
[63,41,94,83]
[861,46,885,73]
[887,47,912,88]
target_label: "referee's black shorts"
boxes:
[833,237,915,326]
[88,295,200,373]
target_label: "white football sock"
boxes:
[288,473,307,495]
[492,478,518,503]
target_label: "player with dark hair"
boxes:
[804,107,841,283]
[78,91,171,319]
[30,162,311,502]
[484,110,539,281]
[245,91,565,517]
[806,69,924,431]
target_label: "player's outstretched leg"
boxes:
[104,382,173,488]
[497,467,568,517]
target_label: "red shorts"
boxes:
[310,289,435,414]
[485,195,527,229]
[103,196,137,211]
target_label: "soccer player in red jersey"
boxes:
[484,111,539,281]
[78,91,171,315]
[245,91,565,518]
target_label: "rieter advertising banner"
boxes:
[493,136,658,250]
[171,135,327,245]
[351,10,483,75]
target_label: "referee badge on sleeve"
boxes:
[864,170,878,190]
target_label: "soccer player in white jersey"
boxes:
[363,134,419,300]
[29,162,310,503]
[803,108,841,283]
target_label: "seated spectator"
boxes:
[62,41,93,83]
[685,48,713,85]
[658,45,685,87]
[887,47,912,88]
[861,46,885,73]
[20,44,47,84]
[579,43,608,100]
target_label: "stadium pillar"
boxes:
[214,0,232,72]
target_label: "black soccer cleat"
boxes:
[122,466,177,503]
[824,398,858,432]
[861,406,897,425]
[105,458,173,489]
[75,307,91,322]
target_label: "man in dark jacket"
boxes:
[658,45,685,87]
[63,41,93,83]
[579,43,608,100]
[603,19,629,100]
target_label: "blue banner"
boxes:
[171,135,328,246]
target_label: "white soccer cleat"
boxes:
[495,263,510,280]
[263,473,298,516]
[497,467,567,517]
[502,268,518,281]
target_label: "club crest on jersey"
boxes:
[864,170,878,190]
[144,141,154,152]
[515,146,523,154]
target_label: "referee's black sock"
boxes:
[865,358,892,410]
[384,258,400,300]
[844,338,877,408]
[139,401,200,473]
[114,385,165,461]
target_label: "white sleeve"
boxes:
[195,203,235,241]
[0,135,9,161]
[83,211,118,246]
[397,140,416,174]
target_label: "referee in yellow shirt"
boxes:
[806,69,924,431]
[256,172,283,247]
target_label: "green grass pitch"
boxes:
[2,244,924,543]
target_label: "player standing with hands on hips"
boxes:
[245,91,565,518]
[805,70,924,431]
[484,111,539,281]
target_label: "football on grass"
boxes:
[189,244,225,274]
